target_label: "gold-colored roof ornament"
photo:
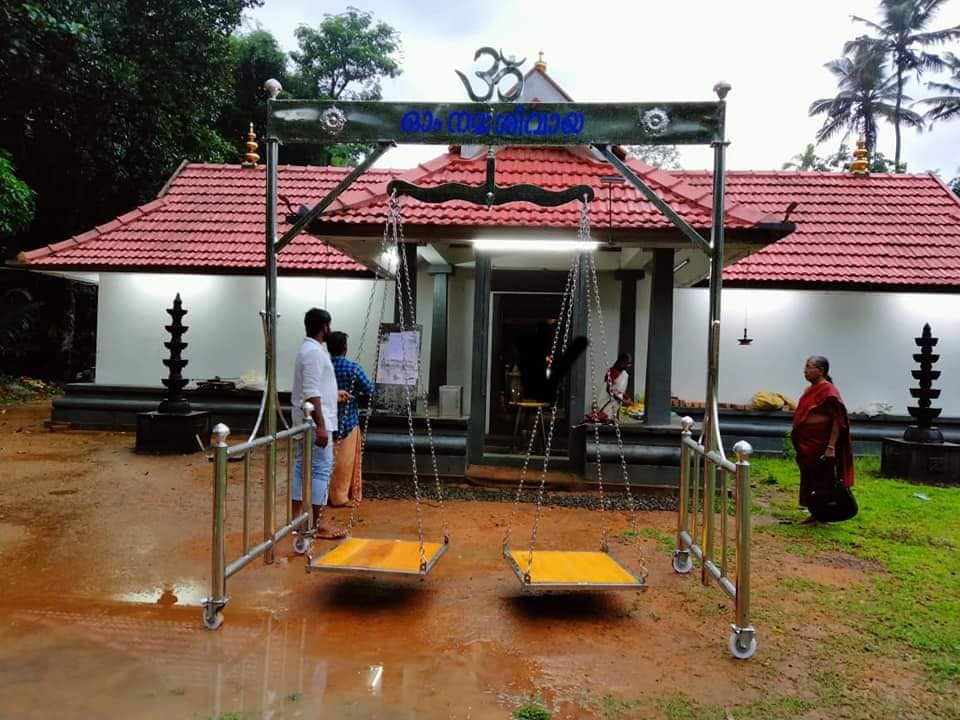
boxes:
[851,137,869,176]
[241,123,260,168]
[535,51,546,71]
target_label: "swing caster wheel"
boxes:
[728,631,757,660]
[293,536,311,555]
[672,551,693,574]
[202,608,224,631]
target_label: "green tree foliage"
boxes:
[628,144,681,169]
[782,144,833,170]
[809,45,923,160]
[0,151,35,238]
[845,0,960,170]
[220,29,289,147]
[0,1,260,252]
[284,7,402,166]
[950,175,960,195]
[290,7,401,101]
[784,142,908,173]
[919,51,960,121]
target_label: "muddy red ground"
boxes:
[0,402,933,719]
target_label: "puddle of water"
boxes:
[113,581,207,607]
[0,605,542,720]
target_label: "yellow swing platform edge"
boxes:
[307,537,449,577]
[503,548,646,591]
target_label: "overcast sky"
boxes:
[247,0,960,176]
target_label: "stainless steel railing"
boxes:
[202,402,317,630]
[674,416,757,659]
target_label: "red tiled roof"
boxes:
[18,164,393,273]
[676,171,960,287]
[17,149,960,288]
[321,146,769,230]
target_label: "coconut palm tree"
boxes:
[919,52,960,121]
[809,46,923,159]
[782,144,831,171]
[845,0,960,169]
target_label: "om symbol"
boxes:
[455,47,526,102]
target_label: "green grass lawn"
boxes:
[571,457,960,719]
[753,456,960,684]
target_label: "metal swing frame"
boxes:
[208,65,759,655]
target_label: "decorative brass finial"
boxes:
[535,51,546,71]
[851,137,869,176]
[241,123,260,168]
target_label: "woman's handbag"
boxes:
[809,456,858,522]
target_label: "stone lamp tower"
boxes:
[135,294,210,454]
[882,324,959,484]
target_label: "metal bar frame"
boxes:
[274,142,392,252]
[593,145,711,255]
[202,410,316,630]
[675,418,756,658]
[249,82,741,637]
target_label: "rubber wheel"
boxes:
[293,536,310,555]
[672,551,693,574]
[202,608,224,631]
[728,631,757,659]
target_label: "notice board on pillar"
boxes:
[373,323,422,415]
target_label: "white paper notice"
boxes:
[375,328,421,386]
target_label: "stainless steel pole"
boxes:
[242,451,251,553]
[733,440,753,631]
[704,83,731,457]
[302,402,314,531]
[701,83,730,587]
[678,418,693,550]
[264,137,279,564]
[203,423,230,629]
[211,425,229,603]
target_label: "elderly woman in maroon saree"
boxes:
[791,356,855,517]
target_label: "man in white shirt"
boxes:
[292,308,348,539]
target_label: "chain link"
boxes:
[345,214,393,537]
[386,193,427,571]
[582,212,609,552]
[503,251,580,560]
[392,194,450,545]
[585,242,648,581]
[524,246,580,579]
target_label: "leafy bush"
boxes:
[513,703,552,720]
[782,429,796,461]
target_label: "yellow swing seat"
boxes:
[504,548,645,591]
[308,537,448,577]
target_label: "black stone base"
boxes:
[903,425,944,443]
[881,437,960,485]
[136,411,210,455]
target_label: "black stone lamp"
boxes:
[905,323,944,444]
[135,293,210,454]
[159,293,192,414]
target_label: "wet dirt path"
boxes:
[0,401,904,719]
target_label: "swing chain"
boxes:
[387,193,428,571]
[525,246,580,577]
[582,206,608,552]
[504,246,580,555]
[584,244,649,582]
[346,211,393,537]
[391,193,450,545]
